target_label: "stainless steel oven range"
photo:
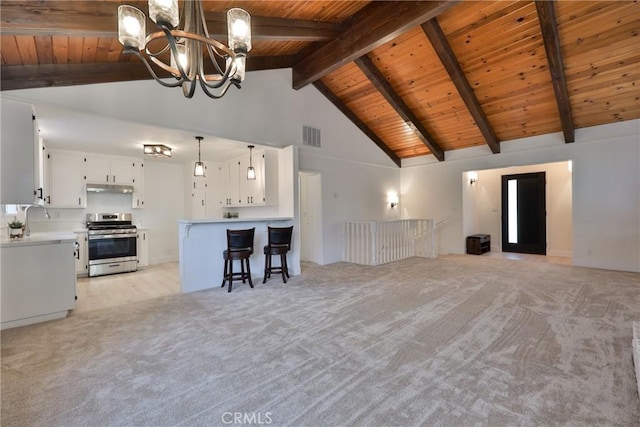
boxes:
[86,213,137,277]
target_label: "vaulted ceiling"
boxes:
[2,1,639,167]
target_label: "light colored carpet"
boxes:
[2,255,639,426]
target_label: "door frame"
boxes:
[298,170,323,264]
[501,172,547,255]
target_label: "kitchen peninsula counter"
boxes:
[178,217,295,293]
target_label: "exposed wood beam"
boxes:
[292,1,455,90]
[422,19,500,154]
[203,14,341,42]
[355,56,445,161]
[535,0,575,143]
[0,56,293,91]
[0,1,339,42]
[0,63,153,91]
[312,80,402,168]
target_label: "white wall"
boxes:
[402,119,640,273]
[300,151,401,265]
[464,161,573,257]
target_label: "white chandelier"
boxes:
[117,0,252,99]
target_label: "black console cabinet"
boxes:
[466,234,491,255]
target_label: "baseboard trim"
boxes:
[547,249,573,258]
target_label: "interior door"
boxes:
[501,172,546,255]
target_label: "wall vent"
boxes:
[302,125,321,148]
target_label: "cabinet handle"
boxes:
[113,175,116,183]
[46,195,51,204]
[78,197,81,205]
[37,187,43,200]
[202,199,205,206]
[193,182,196,189]
[247,196,249,204]
[251,196,253,203]
[106,174,109,182]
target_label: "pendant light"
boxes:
[193,136,205,177]
[247,145,256,180]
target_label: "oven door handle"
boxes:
[88,234,137,240]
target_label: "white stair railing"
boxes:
[344,219,435,266]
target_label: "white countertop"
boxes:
[178,217,293,225]
[0,231,77,248]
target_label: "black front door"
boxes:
[501,172,546,255]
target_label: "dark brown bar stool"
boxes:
[221,228,255,293]
[263,226,293,284]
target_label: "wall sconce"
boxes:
[468,171,478,185]
[388,193,399,208]
[143,144,172,157]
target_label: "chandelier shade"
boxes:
[117,0,252,99]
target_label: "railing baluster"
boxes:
[343,219,436,265]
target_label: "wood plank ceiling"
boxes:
[2,1,639,166]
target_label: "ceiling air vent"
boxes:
[302,125,321,148]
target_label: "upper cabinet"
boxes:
[45,150,86,208]
[1,98,41,205]
[85,155,135,185]
[217,148,278,208]
[43,150,145,209]
[132,161,144,209]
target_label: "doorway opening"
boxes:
[462,160,573,263]
[298,171,323,264]
[501,172,546,255]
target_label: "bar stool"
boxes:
[263,226,293,284]
[221,228,255,293]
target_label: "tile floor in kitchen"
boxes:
[71,262,181,314]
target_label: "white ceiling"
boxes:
[34,103,254,164]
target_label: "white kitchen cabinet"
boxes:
[218,162,232,207]
[191,189,207,219]
[132,161,145,209]
[239,155,255,205]
[1,98,40,204]
[1,237,76,329]
[206,166,222,218]
[261,149,279,206]
[137,229,149,268]
[228,159,242,206]
[74,231,88,275]
[45,150,86,208]
[221,149,278,207]
[85,155,135,185]
[192,168,208,190]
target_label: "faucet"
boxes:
[24,204,51,236]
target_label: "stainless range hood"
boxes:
[86,183,134,194]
